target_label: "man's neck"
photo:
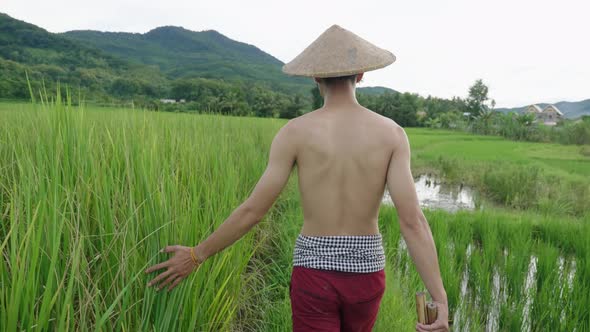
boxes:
[322,86,359,109]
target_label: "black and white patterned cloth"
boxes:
[292,233,386,273]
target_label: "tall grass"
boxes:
[379,207,588,330]
[0,98,289,330]
[1,101,589,330]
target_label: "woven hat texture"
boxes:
[282,24,395,78]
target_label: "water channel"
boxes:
[381,174,478,212]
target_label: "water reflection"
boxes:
[452,243,473,331]
[521,255,538,332]
[382,174,477,212]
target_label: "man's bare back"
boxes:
[146,24,448,330]
[292,104,401,236]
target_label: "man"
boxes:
[145,24,448,332]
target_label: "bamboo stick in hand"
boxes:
[416,292,427,324]
[426,301,438,324]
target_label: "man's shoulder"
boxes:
[286,107,406,137]
[286,110,318,132]
[385,118,406,137]
[363,110,405,139]
[283,115,305,131]
[364,108,401,129]
[293,108,321,121]
[277,116,306,147]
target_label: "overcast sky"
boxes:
[4,0,589,107]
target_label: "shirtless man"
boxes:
[145,25,448,332]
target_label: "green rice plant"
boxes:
[1,100,589,330]
[0,96,290,330]
[480,164,543,209]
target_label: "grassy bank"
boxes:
[407,128,590,218]
[1,102,588,330]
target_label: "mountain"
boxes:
[495,99,590,119]
[60,28,401,96]
[357,86,398,95]
[61,26,312,94]
[0,12,168,100]
[0,12,399,105]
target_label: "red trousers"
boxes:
[289,266,386,331]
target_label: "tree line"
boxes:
[422,79,590,145]
[6,68,589,145]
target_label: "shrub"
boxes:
[480,165,542,209]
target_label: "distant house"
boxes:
[541,105,563,125]
[525,104,543,115]
[524,104,563,126]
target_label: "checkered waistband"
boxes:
[292,233,386,273]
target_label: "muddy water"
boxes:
[381,174,477,212]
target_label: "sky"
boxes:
[3,0,589,108]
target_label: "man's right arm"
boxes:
[385,125,449,329]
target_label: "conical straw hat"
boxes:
[282,24,396,78]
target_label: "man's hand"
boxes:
[145,245,200,292]
[415,300,449,332]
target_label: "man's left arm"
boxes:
[193,120,297,262]
[145,120,297,291]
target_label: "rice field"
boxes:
[0,101,589,331]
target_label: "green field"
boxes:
[0,101,588,331]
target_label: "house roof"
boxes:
[542,105,564,116]
[527,104,543,113]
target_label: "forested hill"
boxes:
[0,12,314,102]
[0,12,167,99]
[61,27,312,94]
[355,86,398,95]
